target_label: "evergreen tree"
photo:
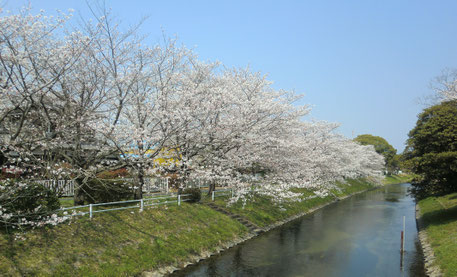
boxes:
[405,100,457,197]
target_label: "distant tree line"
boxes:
[354,134,400,174]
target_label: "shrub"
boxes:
[81,179,133,204]
[0,179,60,228]
[182,187,201,203]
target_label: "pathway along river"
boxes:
[171,183,426,277]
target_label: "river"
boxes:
[171,183,425,277]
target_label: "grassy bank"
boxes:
[382,174,413,185]
[418,192,457,277]
[0,178,379,276]
[0,204,247,276]
[208,178,376,228]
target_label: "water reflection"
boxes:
[171,184,425,277]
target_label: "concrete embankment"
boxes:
[416,205,443,277]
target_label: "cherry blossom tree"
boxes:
[0,7,142,204]
[0,5,386,226]
[0,7,81,227]
[432,68,457,102]
[108,38,196,199]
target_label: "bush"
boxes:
[0,179,60,228]
[81,179,133,204]
[182,187,201,203]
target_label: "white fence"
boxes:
[37,179,75,196]
[59,188,233,219]
[37,177,218,196]
[143,178,169,193]
[38,178,172,196]
[61,193,192,219]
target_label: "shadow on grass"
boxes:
[421,205,457,229]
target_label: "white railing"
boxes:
[37,177,172,196]
[60,193,194,219]
[37,179,75,196]
[5,186,235,225]
[58,187,234,219]
[211,188,233,200]
[143,177,169,193]
[37,177,231,197]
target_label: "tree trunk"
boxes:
[134,167,144,200]
[207,183,215,196]
[73,178,85,205]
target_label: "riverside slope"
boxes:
[145,178,388,276]
[1,177,407,276]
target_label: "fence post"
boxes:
[178,195,181,206]
[401,216,406,252]
[212,191,215,201]
[231,188,234,198]
[166,178,169,194]
[140,199,144,211]
[89,204,93,219]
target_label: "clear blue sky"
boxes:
[3,0,457,152]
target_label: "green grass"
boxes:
[206,178,377,228]
[0,203,247,276]
[59,197,75,208]
[382,174,414,185]
[331,178,378,197]
[418,192,457,277]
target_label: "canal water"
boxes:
[171,183,425,277]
